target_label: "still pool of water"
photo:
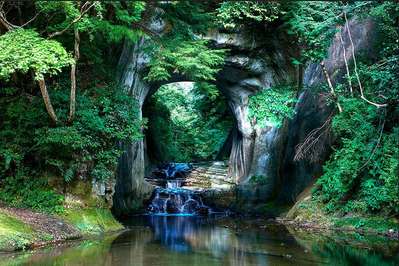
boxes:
[0,215,398,266]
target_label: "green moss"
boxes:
[334,217,399,233]
[0,211,36,250]
[62,208,123,235]
[287,196,399,237]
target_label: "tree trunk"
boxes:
[37,78,58,123]
[68,27,80,123]
[320,62,343,113]
[339,32,353,96]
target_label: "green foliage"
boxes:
[145,82,233,162]
[146,40,226,82]
[36,1,145,43]
[146,1,226,83]
[217,1,281,29]
[0,29,73,80]
[248,85,296,127]
[314,99,399,215]
[0,84,143,185]
[284,2,343,62]
[0,168,64,214]
[311,2,399,217]
[161,1,214,38]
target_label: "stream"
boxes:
[1,164,397,265]
[0,215,398,266]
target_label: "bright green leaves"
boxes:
[0,84,143,183]
[114,1,146,25]
[88,2,145,43]
[36,1,145,43]
[216,1,281,29]
[0,170,65,214]
[145,1,226,84]
[248,85,296,128]
[314,99,399,215]
[0,29,73,80]
[146,40,226,82]
[284,2,342,62]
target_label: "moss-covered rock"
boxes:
[61,207,123,235]
[0,202,123,252]
[284,185,399,238]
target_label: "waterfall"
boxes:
[147,176,210,216]
[167,180,182,189]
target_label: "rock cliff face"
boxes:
[210,27,297,186]
[112,11,165,216]
[113,17,375,215]
[277,18,375,203]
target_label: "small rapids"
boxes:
[147,181,210,216]
[147,164,211,216]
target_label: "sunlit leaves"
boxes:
[216,1,281,29]
[146,40,226,82]
[0,29,73,80]
[146,82,232,162]
[284,2,342,62]
[248,85,296,128]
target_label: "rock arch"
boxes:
[112,21,298,215]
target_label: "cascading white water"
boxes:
[146,163,211,215]
[167,180,182,189]
[147,179,210,215]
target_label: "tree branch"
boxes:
[344,10,387,108]
[0,10,17,30]
[37,78,58,123]
[20,11,41,27]
[320,62,343,113]
[48,2,96,39]
[68,27,80,123]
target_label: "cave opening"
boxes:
[143,81,234,166]
[140,81,235,215]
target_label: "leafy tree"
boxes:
[0,29,73,122]
[145,1,226,96]
[216,1,281,29]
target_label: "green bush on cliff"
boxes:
[216,1,281,29]
[248,85,296,128]
[311,2,399,217]
[314,99,399,215]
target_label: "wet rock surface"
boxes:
[146,162,236,213]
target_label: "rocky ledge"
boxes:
[145,161,237,211]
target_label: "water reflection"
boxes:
[116,215,323,266]
[0,216,398,266]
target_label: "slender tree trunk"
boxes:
[339,32,353,96]
[320,62,343,113]
[68,27,80,123]
[37,78,58,123]
[344,11,387,108]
